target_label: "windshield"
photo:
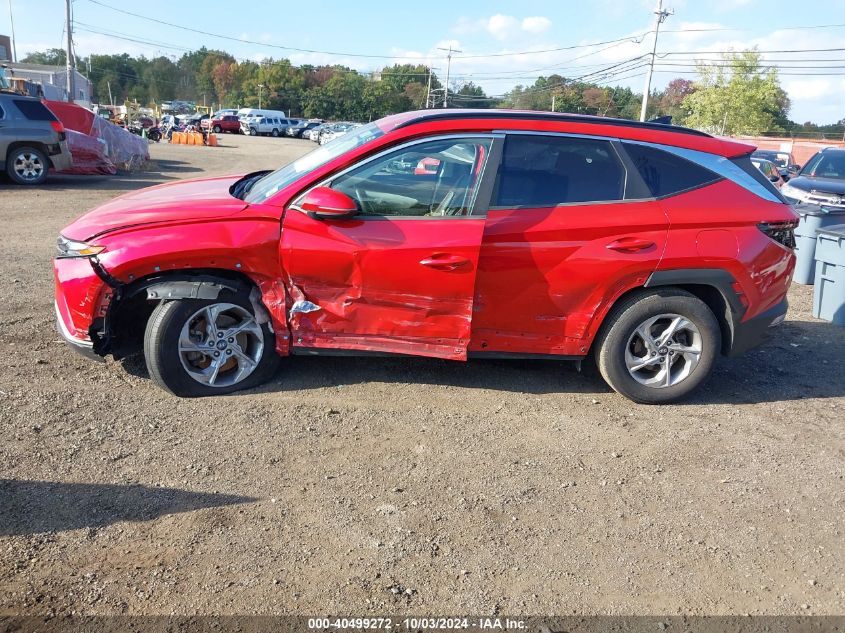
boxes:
[802,152,845,180]
[244,122,384,204]
[755,151,789,168]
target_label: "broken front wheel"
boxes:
[143,292,279,397]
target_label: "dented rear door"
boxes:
[279,135,500,360]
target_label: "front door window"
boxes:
[329,137,493,217]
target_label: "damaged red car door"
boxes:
[279,135,498,359]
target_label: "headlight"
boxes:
[781,183,810,202]
[56,236,105,258]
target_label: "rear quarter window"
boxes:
[622,142,721,198]
[13,99,58,121]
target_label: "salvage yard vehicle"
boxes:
[241,116,293,137]
[1,93,73,184]
[54,109,798,403]
[781,147,845,209]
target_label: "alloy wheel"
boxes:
[177,303,264,388]
[624,313,702,388]
[13,152,45,182]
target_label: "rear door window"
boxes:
[493,134,625,208]
[622,142,721,198]
[13,99,57,121]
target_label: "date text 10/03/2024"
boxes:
[307,617,527,630]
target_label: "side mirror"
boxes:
[769,174,780,183]
[789,164,801,172]
[296,186,357,220]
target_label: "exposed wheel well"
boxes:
[5,142,51,167]
[102,268,260,359]
[592,283,735,356]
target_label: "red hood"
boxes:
[62,175,248,241]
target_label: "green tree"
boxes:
[21,48,66,66]
[683,50,789,135]
[450,82,492,108]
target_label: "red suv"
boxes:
[54,110,797,403]
[203,115,242,134]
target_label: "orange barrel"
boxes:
[207,133,218,147]
[176,131,186,144]
[188,132,198,145]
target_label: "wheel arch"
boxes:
[5,141,53,168]
[98,268,281,359]
[588,269,744,357]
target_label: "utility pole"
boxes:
[551,94,555,112]
[639,0,671,122]
[437,45,461,108]
[65,0,75,102]
[257,84,264,109]
[425,65,439,108]
[8,0,17,62]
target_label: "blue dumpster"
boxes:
[813,223,845,326]
[792,203,845,285]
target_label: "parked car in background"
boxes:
[205,115,242,134]
[1,93,73,185]
[211,108,239,119]
[54,109,798,403]
[308,123,331,142]
[781,147,845,208]
[752,149,800,181]
[752,157,785,188]
[236,108,288,122]
[319,122,357,144]
[241,116,293,137]
[286,120,322,138]
[281,118,303,135]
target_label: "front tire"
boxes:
[595,289,720,404]
[249,127,258,136]
[213,125,222,133]
[271,128,279,137]
[143,293,279,397]
[7,146,49,185]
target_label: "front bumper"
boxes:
[53,256,108,361]
[54,300,104,362]
[727,298,788,357]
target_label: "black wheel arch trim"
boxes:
[644,268,745,315]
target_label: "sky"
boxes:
[5,0,845,124]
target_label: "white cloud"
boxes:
[522,17,552,34]
[784,79,832,102]
[486,15,520,40]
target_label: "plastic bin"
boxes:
[812,223,845,325]
[792,202,845,284]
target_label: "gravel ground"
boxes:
[1,134,843,617]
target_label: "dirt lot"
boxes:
[1,134,843,618]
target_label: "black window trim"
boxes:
[487,130,639,210]
[616,139,725,201]
[292,132,505,220]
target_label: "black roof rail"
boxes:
[394,109,712,138]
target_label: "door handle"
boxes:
[419,254,470,270]
[606,238,655,253]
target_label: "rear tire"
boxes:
[595,289,720,404]
[7,146,49,185]
[143,291,279,397]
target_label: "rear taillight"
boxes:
[50,120,65,134]
[758,220,798,249]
